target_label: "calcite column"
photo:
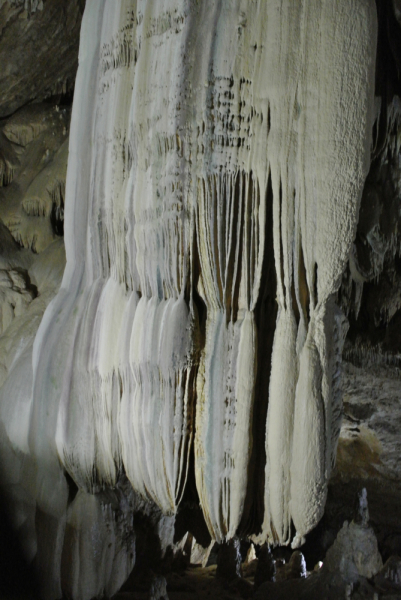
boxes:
[30,0,377,559]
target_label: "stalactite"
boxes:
[194,170,264,540]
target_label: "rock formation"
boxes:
[0,0,83,118]
[1,0,401,598]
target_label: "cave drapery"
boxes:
[0,0,379,597]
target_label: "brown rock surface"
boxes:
[0,0,84,117]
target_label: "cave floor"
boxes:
[116,565,255,600]
[114,560,401,600]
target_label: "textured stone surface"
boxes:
[28,3,376,571]
[324,361,401,562]
[0,102,69,252]
[324,519,382,581]
[0,0,84,117]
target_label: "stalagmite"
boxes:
[0,0,378,595]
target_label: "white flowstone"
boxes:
[32,0,376,542]
[0,0,378,596]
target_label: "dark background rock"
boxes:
[0,491,39,598]
[254,544,276,589]
[0,0,85,118]
[216,538,242,581]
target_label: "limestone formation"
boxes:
[43,0,375,542]
[254,515,385,600]
[0,0,386,598]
